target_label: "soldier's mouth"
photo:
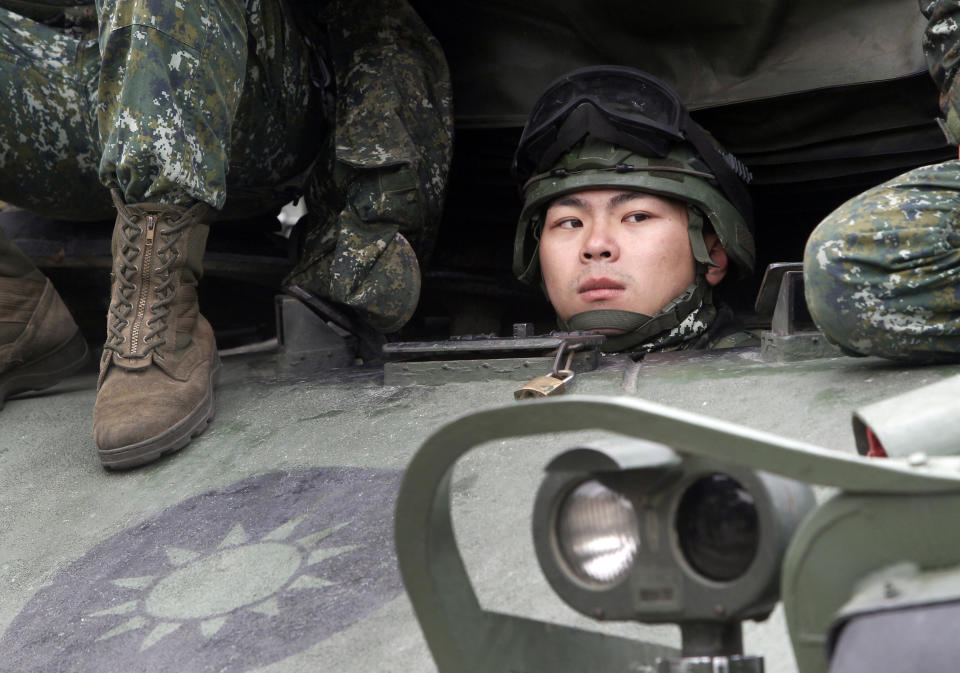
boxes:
[578,278,626,301]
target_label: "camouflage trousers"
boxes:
[804,159,960,361]
[0,0,319,216]
[0,0,453,331]
[283,0,454,332]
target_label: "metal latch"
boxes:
[514,340,581,400]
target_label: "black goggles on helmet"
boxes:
[513,66,754,228]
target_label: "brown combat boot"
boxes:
[93,191,218,469]
[0,229,89,408]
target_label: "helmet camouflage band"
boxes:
[513,137,756,285]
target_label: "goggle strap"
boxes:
[683,118,755,230]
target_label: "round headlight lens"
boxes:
[676,473,759,582]
[556,479,639,586]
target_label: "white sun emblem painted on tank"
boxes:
[86,516,358,651]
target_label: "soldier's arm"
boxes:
[322,0,453,244]
[920,0,960,149]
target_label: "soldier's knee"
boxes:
[803,213,862,353]
[803,210,960,362]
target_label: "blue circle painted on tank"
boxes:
[0,468,403,672]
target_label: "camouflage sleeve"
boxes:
[921,0,960,143]
[323,0,454,259]
[283,0,454,334]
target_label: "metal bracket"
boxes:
[754,262,804,320]
[756,264,841,362]
[274,294,354,372]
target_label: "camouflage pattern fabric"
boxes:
[803,0,960,362]
[592,303,757,358]
[675,302,759,352]
[96,0,246,207]
[97,0,325,211]
[0,5,108,219]
[283,0,454,332]
[921,0,960,144]
[0,0,321,217]
[0,0,452,332]
[804,160,960,361]
[630,301,716,354]
[625,301,759,355]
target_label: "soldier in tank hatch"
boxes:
[513,66,757,354]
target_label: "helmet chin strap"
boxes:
[687,206,719,268]
[559,273,713,352]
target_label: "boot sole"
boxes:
[98,357,221,470]
[0,331,90,410]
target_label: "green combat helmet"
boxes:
[513,66,756,352]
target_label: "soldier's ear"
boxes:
[703,233,728,286]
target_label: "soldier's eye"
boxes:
[553,218,583,230]
[624,212,650,224]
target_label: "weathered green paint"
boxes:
[782,491,960,673]
[832,561,960,625]
[759,331,843,362]
[383,351,609,387]
[395,394,960,672]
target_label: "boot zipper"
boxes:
[130,215,156,355]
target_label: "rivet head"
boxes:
[908,452,929,467]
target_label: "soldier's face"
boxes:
[538,189,696,325]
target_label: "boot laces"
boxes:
[142,219,192,352]
[104,210,142,352]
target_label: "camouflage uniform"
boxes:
[0,0,452,330]
[631,302,759,355]
[803,0,960,361]
[284,0,454,332]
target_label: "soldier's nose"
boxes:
[582,250,613,260]
[581,222,619,262]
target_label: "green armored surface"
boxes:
[3,347,960,671]
[4,0,960,671]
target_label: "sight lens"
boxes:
[676,474,759,582]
